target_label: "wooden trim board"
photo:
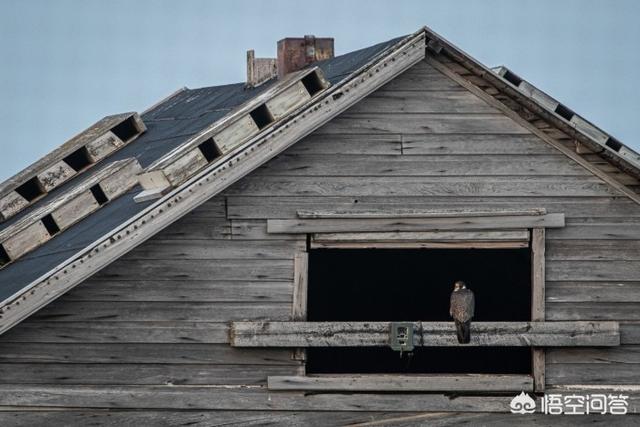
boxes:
[267,374,534,392]
[229,321,620,347]
[267,214,565,234]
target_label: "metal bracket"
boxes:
[389,322,415,353]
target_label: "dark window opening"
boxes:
[554,104,575,121]
[502,69,523,87]
[0,245,10,266]
[249,104,274,129]
[15,177,44,202]
[63,147,92,172]
[90,184,109,205]
[605,137,622,152]
[307,248,532,375]
[110,116,139,142]
[41,213,60,236]
[301,71,325,97]
[198,138,222,163]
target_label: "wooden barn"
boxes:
[0,26,638,425]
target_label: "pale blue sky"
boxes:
[1,0,639,181]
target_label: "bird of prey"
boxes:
[450,280,475,344]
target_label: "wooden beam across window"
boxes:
[267,374,534,392]
[267,213,565,234]
[310,230,530,249]
[229,321,620,347]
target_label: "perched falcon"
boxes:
[449,280,475,344]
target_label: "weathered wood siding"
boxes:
[0,59,638,423]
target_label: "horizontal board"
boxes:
[289,134,402,155]
[0,363,295,385]
[230,321,619,347]
[0,411,634,427]
[32,301,290,322]
[94,259,293,281]
[149,218,231,240]
[547,303,640,321]
[268,374,533,392]
[267,214,565,234]
[226,196,640,219]
[546,240,640,260]
[547,363,640,385]
[547,282,640,303]
[548,223,640,240]
[0,321,230,344]
[0,343,297,365]
[622,322,640,344]
[125,240,304,260]
[547,260,640,281]
[224,176,617,197]
[230,220,301,240]
[255,154,589,176]
[313,113,530,135]
[547,346,640,364]
[402,134,557,155]
[0,385,636,412]
[377,69,466,91]
[313,230,529,242]
[299,208,545,219]
[345,90,497,113]
[64,280,293,302]
[0,411,417,427]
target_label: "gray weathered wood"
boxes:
[230,321,620,347]
[531,228,545,392]
[298,208,546,218]
[267,214,565,234]
[268,374,533,392]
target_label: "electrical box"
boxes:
[389,322,415,353]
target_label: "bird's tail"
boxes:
[455,320,471,344]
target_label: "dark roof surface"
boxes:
[0,35,405,301]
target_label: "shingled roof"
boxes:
[0,26,638,335]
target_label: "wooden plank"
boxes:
[547,363,640,385]
[0,192,29,222]
[224,176,615,198]
[313,113,530,135]
[312,230,530,242]
[230,321,620,347]
[547,346,640,364]
[0,31,427,335]
[50,190,99,230]
[65,280,293,302]
[37,160,76,191]
[125,239,305,260]
[31,301,291,322]
[310,240,528,249]
[298,208,546,219]
[1,221,51,260]
[0,343,297,365]
[345,90,497,114]
[547,260,640,281]
[226,195,640,220]
[255,154,590,177]
[292,253,308,321]
[267,81,311,119]
[548,223,640,240]
[0,363,295,385]
[547,240,640,260]
[84,131,124,162]
[163,147,209,186]
[0,384,636,413]
[214,114,260,154]
[547,282,640,303]
[0,321,231,344]
[402,134,557,155]
[95,259,293,281]
[268,374,533,392]
[547,303,640,320]
[290,134,402,155]
[267,214,565,234]
[531,228,545,392]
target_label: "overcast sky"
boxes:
[0,0,638,181]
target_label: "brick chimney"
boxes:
[277,35,334,78]
[246,50,278,87]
